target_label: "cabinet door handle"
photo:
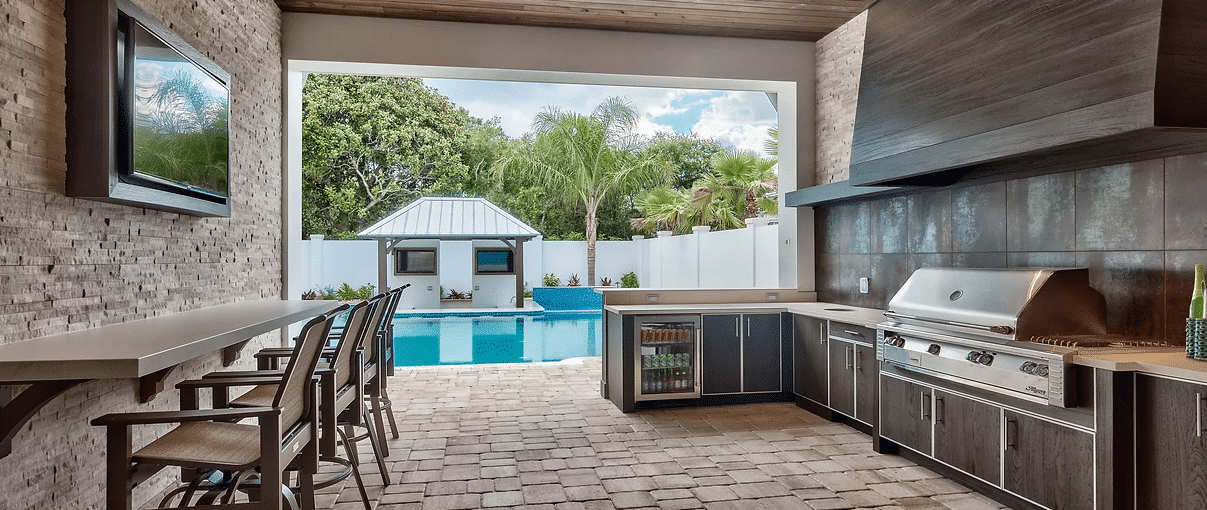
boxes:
[1198,392,1203,438]
[819,323,826,344]
[854,349,861,370]
[920,392,931,420]
[1004,418,1017,451]
[747,317,752,337]
[935,395,945,424]
[736,317,740,338]
[843,330,864,337]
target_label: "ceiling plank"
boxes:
[275,0,870,41]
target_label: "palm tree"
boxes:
[632,186,691,234]
[494,97,669,285]
[711,150,778,220]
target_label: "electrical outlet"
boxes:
[766,292,779,302]
[427,286,433,291]
[859,277,870,294]
[646,294,659,304]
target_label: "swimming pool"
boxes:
[392,311,602,366]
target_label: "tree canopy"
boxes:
[301,75,472,239]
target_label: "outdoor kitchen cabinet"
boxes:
[792,315,828,405]
[1002,411,1094,510]
[932,390,1000,485]
[1134,373,1207,508]
[701,313,781,395]
[878,375,932,455]
[827,323,876,424]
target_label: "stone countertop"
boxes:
[602,301,887,328]
[1073,347,1207,384]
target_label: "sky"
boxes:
[422,79,779,157]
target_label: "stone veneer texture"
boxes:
[0,0,283,508]
[814,10,865,186]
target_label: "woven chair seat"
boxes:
[231,384,278,408]
[133,421,262,471]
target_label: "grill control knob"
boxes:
[966,351,980,363]
[885,335,905,347]
[979,353,994,366]
[1035,365,1049,377]
[1020,362,1037,374]
[927,344,941,355]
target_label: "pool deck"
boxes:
[291,357,1009,509]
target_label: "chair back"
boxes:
[329,297,378,389]
[273,309,340,432]
[366,286,404,364]
[361,291,392,365]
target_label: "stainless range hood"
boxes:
[884,267,1108,344]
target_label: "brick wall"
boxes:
[813,11,865,186]
[0,0,282,508]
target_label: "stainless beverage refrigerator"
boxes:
[633,315,702,401]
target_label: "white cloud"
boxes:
[423,79,778,157]
[691,92,778,157]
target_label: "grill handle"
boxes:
[883,311,1015,335]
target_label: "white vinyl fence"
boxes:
[300,218,779,306]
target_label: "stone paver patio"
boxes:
[313,357,1011,510]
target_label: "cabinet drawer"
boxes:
[829,322,874,345]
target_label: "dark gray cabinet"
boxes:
[854,343,876,424]
[702,313,780,395]
[933,390,1000,485]
[1003,411,1094,510]
[792,315,827,405]
[742,313,782,393]
[879,375,931,455]
[827,340,855,417]
[701,315,741,395]
[1135,374,1207,509]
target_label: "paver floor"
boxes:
[317,357,1012,510]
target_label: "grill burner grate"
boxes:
[1027,334,1170,348]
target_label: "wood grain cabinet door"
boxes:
[854,343,876,425]
[1003,411,1093,510]
[827,339,855,417]
[1135,374,1207,509]
[878,375,932,456]
[933,390,1000,485]
[792,315,828,405]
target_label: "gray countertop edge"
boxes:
[0,300,342,382]
[1073,349,1207,384]
[602,302,888,328]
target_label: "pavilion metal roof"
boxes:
[357,196,540,240]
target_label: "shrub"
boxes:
[543,273,561,287]
[599,276,613,287]
[567,274,581,287]
[621,272,639,288]
[334,283,375,300]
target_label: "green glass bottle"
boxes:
[1192,264,1205,319]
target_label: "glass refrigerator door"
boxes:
[635,317,700,400]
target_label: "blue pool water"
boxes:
[392,311,602,367]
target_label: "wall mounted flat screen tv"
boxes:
[66,0,232,217]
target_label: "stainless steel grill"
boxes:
[877,267,1109,407]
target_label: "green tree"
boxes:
[302,75,473,239]
[632,186,691,234]
[711,150,778,219]
[641,133,727,189]
[494,97,669,284]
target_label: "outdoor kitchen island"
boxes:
[599,280,1207,510]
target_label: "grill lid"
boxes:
[884,267,1108,342]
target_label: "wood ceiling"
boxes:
[273,0,871,41]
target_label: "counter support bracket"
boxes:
[222,339,250,367]
[0,380,85,459]
[139,366,176,404]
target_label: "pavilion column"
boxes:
[515,237,524,308]
[378,239,388,294]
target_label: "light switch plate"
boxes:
[859,277,870,294]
